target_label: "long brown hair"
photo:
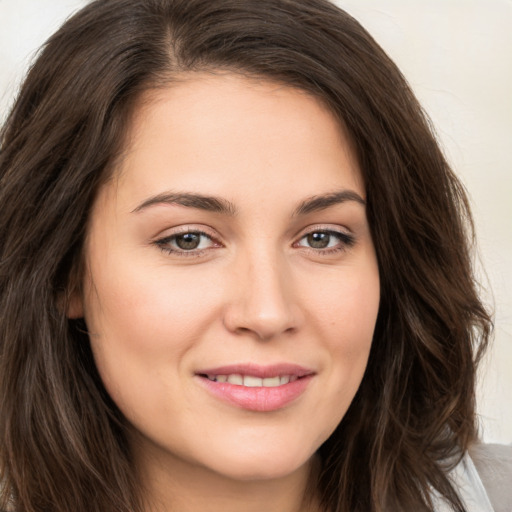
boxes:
[0,1,491,511]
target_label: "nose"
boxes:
[222,250,302,341]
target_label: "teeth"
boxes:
[243,375,262,387]
[206,374,298,387]
[227,374,243,385]
[263,376,281,387]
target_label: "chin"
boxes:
[202,444,313,482]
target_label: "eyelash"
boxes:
[153,227,355,257]
[154,229,219,258]
[294,229,356,255]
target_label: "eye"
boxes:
[155,230,218,254]
[295,230,355,252]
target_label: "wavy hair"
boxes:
[0,1,491,511]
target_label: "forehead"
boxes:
[107,72,364,212]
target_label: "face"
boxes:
[74,73,380,485]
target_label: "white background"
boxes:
[0,0,510,444]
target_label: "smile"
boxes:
[204,374,299,387]
[196,364,314,412]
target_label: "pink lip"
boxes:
[197,363,313,379]
[195,363,315,412]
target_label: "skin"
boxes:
[71,73,380,512]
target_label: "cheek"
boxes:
[84,254,221,351]
[82,256,224,411]
[304,265,379,411]
[309,264,379,347]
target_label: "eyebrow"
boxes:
[293,190,366,216]
[131,189,365,216]
[131,192,238,215]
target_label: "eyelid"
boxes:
[152,225,223,257]
[293,223,353,240]
[151,223,355,258]
[292,224,356,253]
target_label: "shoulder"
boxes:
[469,442,512,512]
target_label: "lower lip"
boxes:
[197,375,313,412]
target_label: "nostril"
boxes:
[222,289,303,340]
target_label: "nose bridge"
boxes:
[224,241,300,340]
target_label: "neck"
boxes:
[134,440,320,512]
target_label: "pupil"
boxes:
[307,232,329,249]
[176,233,200,250]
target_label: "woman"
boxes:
[0,0,509,511]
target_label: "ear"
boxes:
[63,255,86,319]
[66,291,84,319]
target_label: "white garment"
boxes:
[433,444,512,512]
[432,452,495,512]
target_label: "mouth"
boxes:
[200,374,301,387]
[195,364,314,412]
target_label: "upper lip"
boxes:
[195,363,315,378]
